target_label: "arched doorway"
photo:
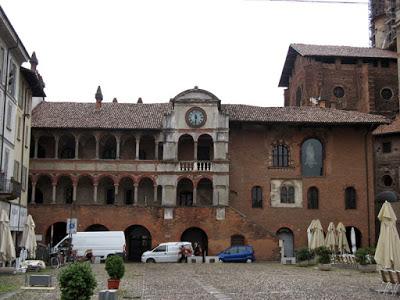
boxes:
[197,178,213,206]
[178,134,194,161]
[85,224,109,232]
[277,228,294,257]
[177,178,193,206]
[181,227,208,255]
[45,222,67,247]
[124,225,152,261]
[197,134,213,160]
[345,226,362,252]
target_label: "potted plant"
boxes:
[355,247,376,273]
[105,255,125,289]
[295,247,313,267]
[59,262,97,300]
[315,246,331,271]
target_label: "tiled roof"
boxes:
[373,115,400,135]
[290,43,397,59]
[32,101,388,130]
[279,43,397,87]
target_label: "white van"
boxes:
[52,231,126,260]
[141,242,193,263]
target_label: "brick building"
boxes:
[27,87,386,260]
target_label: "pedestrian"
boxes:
[179,245,186,263]
[194,242,202,257]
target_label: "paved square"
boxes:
[0,262,388,299]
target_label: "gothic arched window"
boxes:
[280,185,295,203]
[307,187,319,209]
[272,145,289,167]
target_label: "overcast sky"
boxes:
[2,0,369,107]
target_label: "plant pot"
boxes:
[318,263,331,271]
[107,278,120,289]
[297,260,309,267]
[358,264,376,273]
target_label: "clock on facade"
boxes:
[185,107,207,128]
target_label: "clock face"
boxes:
[186,107,207,128]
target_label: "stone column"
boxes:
[31,181,37,204]
[114,184,119,204]
[153,184,157,205]
[135,136,140,160]
[193,187,197,206]
[93,183,98,203]
[52,183,57,204]
[115,135,121,160]
[54,136,59,159]
[194,141,198,161]
[72,183,77,202]
[34,137,39,159]
[74,136,79,159]
[134,183,138,205]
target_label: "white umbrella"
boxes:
[0,209,16,263]
[336,222,350,254]
[20,215,37,259]
[374,201,400,270]
[350,227,356,254]
[307,220,315,249]
[325,222,337,252]
[310,219,325,250]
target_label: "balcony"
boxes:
[179,161,212,172]
[0,176,22,200]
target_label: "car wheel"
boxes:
[146,258,155,263]
[246,258,252,263]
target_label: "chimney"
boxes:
[137,97,143,104]
[29,52,38,72]
[112,97,118,103]
[95,86,103,109]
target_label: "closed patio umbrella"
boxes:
[325,222,336,252]
[0,209,16,263]
[336,222,350,254]
[310,219,325,250]
[374,201,400,270]
[307,220,316,249]
[20,215,37,259]
[350,227,357,254]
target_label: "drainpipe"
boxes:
[0,41,19,173]
[364,126,372,246]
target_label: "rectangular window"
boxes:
[382,142,392,154]
[22,166,27,191]
[4,149,9,177]
[8,62,17,97]
[13,160,19,181]
[6,102,12,130]
[17,116,21,140]
[18,82,24,108]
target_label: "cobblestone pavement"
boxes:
[0,262,390,299]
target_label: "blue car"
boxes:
[218,245,255,263]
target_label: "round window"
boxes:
[381,88,393,101]
[383,175,393,187]
[333,86,345,98]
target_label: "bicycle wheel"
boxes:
[50,256,59,269]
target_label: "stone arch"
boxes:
[277,227,294,257]
[76,175,93,204]
[177,178,194,206]
[78,134,96,159]
[181,227,208,255]
[56,175,73,204]
[37,135,55,158]
[36,174,53,204]
[124,225,152,261]
[99,134,116,159]
[85,224,109,231]
[197,134,213,160]
[45,222,67,246]
[197,177,213,206]
[138,177,154,205]
[98,175,115,204]
[120,176,135,205]
[178,134,194,161]
[58,133,76,159]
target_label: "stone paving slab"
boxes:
[0,262,390,299]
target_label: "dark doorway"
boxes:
[125,225,152,261]
[231,234,245,246]
[85,224,109,232]
[45,222,67,247]
[345,226,362,253]
[181,227,208,255]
